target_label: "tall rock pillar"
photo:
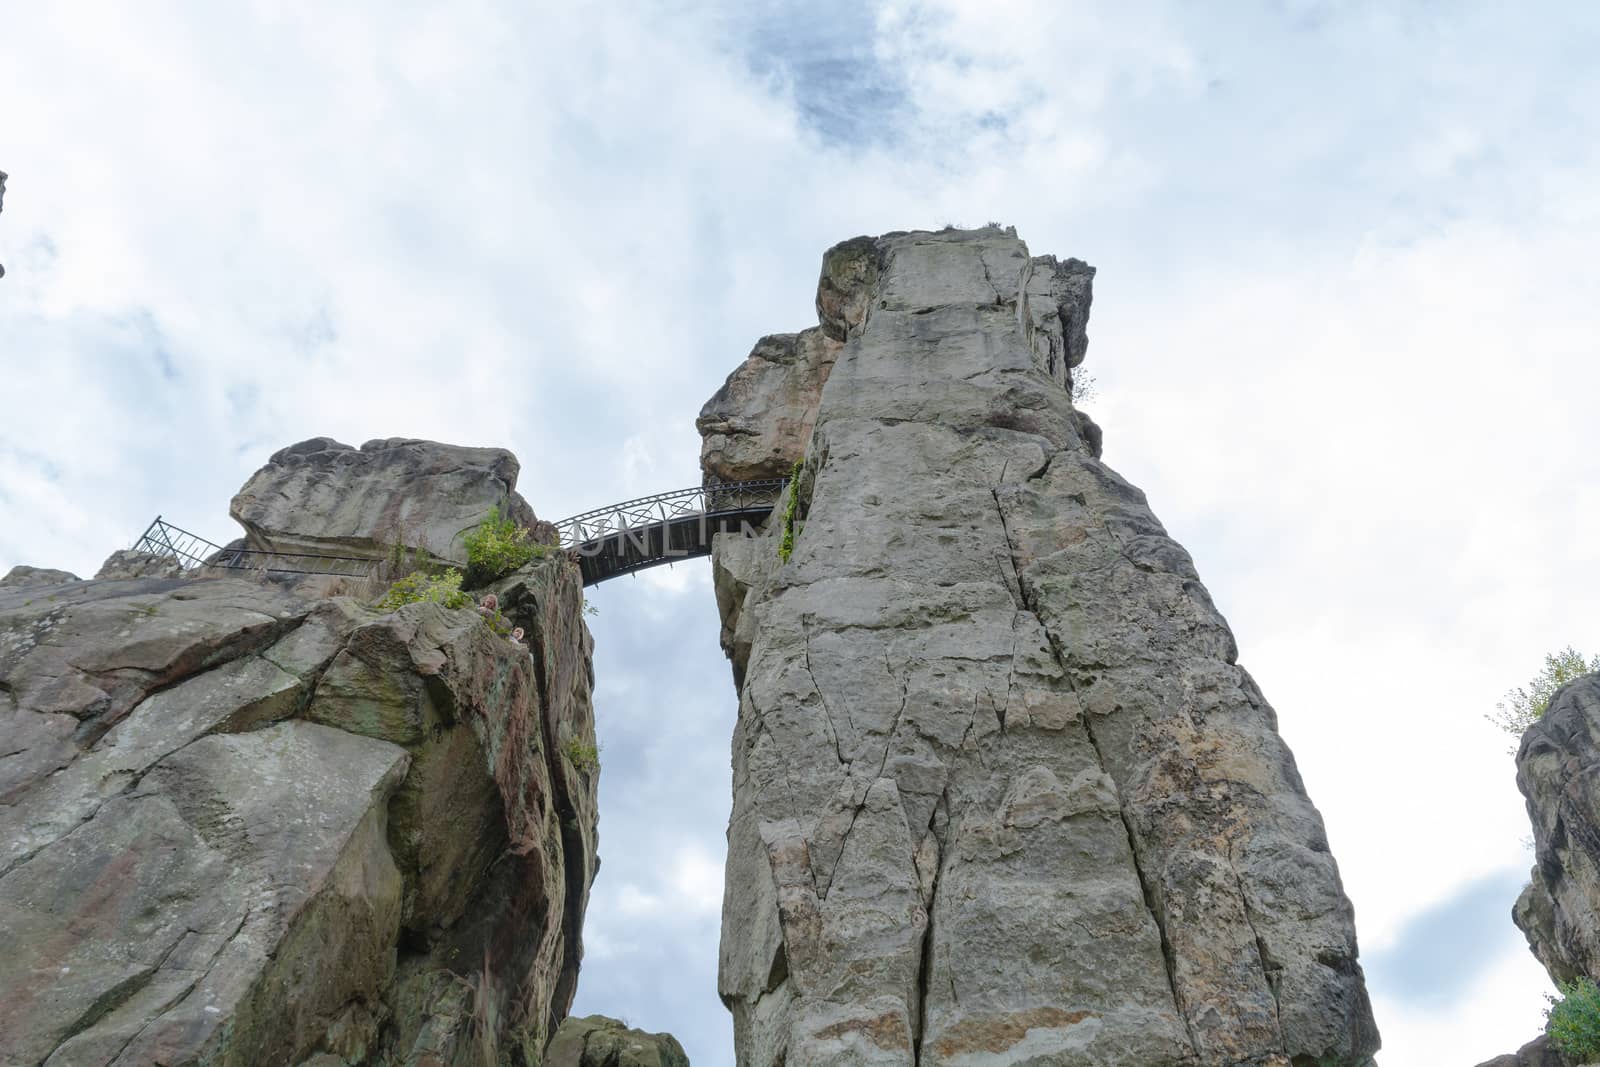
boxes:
[699,228,1378,1067]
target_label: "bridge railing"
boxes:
[133,516,219,569]
[133,479,790,584]
[553,480,787,552]
[133,518,387,577]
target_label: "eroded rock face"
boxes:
[229,437,540,564]
[547,1015,691,1067]
[1475,1034,1569,1067]
[0,476,598,1065]
[0,565,80,588]
[699,328,840,483]
[1514,674,1600,985]
[94,548,185,580]
[701,228,1378,1066]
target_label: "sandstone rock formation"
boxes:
[0,450,598,1066]
[546,1016,691,1067]
[698,329,839,483]
[94,548,185,580]
[1478,673,1600,1065]
[1514,673,1600,986]
[1,564,80,588]
[701,227,1378,1066]
[1477,1034,1568,1067]
[230,437,542,565]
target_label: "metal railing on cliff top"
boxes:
[133,479,787,586]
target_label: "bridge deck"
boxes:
[556,479,785,586]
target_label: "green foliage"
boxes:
[583,599,599,618]
[481,606,513,637]
[778,459,803,564]
[464,506,545,583]
[385,539,427,582]
[1547,978,1600,1061]
[563,737,601,775]
[376,569,471,612]
[1488,646,1600,743]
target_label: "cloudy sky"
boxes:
[4,2,1598,1063]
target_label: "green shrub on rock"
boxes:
[1547,977,1600,1061]
[1488,646,1600,745]
[563,737,600,775]
[464,506,543,583]
[376,569,471,612]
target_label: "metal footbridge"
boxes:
[552,479,785,584]
[133,479,787,587]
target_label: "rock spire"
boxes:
[700,227,1378,1066]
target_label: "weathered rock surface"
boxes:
[1,564,80,588]
[94,548,185,580]
[229,437,541,564]
[1,447,599,1066]
[1514,674,1600,984]
[1475,1034,1570,1067]
[699,328,840,483]
[547,1016,691,1067]
[701,228,1378,1066]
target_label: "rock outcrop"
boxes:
[94,548,185,580]
[1,564,80,589]
[1480,673,1600,1064]
[1476,1034,1568,1067]
[0,447,598,1066]
[230,437,542,565]
[700,227,1378,1066]
[546,1016,691,1067]
[698,329,839,483]
[1514,673,1600,985]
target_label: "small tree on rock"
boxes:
[1488,646,1600,746]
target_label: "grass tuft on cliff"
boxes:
[778,459,803,563]
[563,737,600,774]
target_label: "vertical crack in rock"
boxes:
[1072,689,1202,1058]
[802,620,848,767]
[990,483,1203,1060]
[748,692,805,827]
[523,596,591,1039]
[1231,841,1285,1030]
[878,646,911,782]
[912,824,942,1063]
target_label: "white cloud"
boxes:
[3,3,1597,1065]
[1375,945,1553,1066]
[610,843,724,919]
